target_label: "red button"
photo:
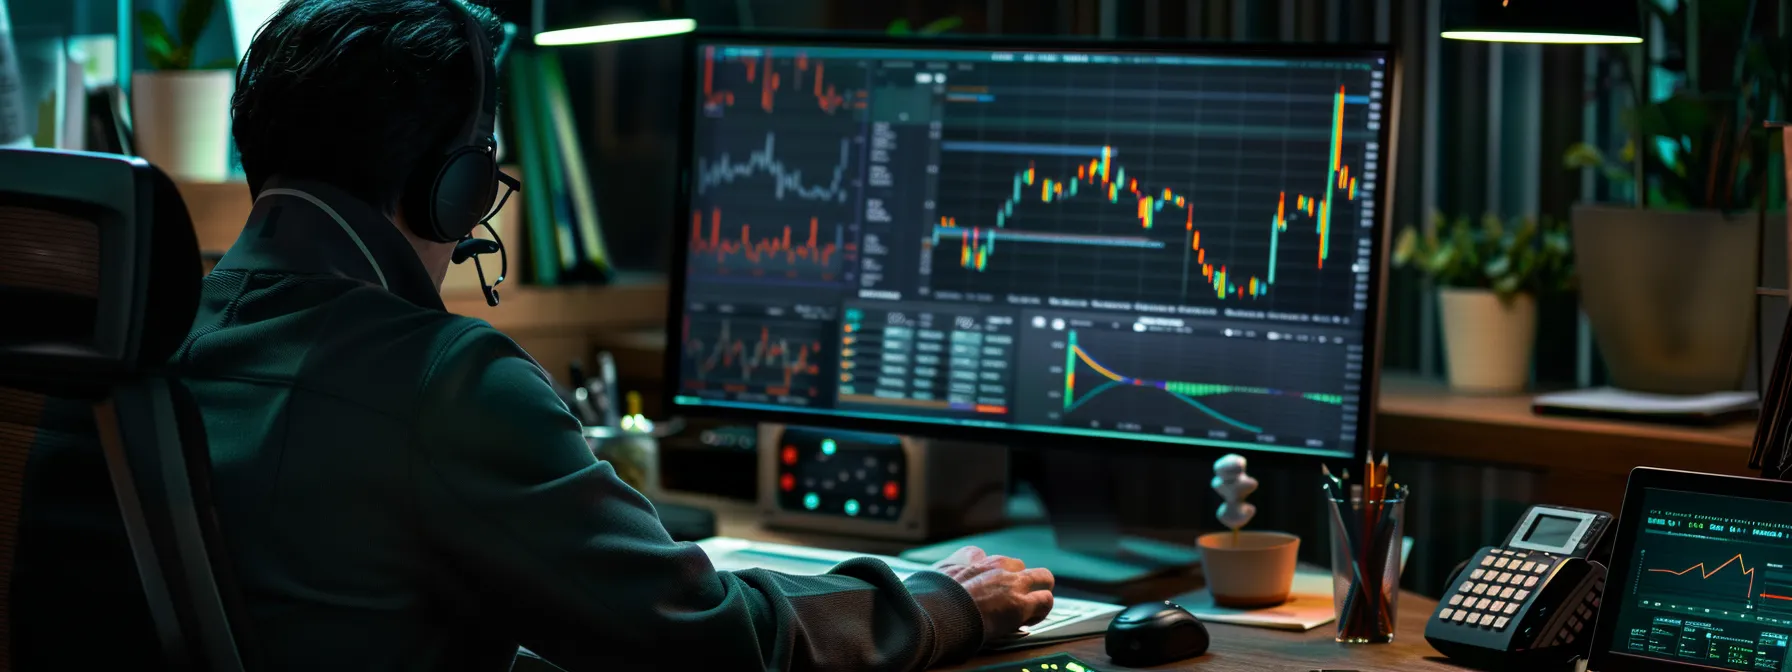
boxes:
[781,445,798,465]
[779,473,795,492]
[883,481,900,500]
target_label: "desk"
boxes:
[660,492,1456,672]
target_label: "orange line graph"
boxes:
[701,48,863,114]
[1647,554,1756,602]
[690,208,842,279]
[1762,593,1792,601]
[683,317,822,396]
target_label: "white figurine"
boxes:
[1212,453,1258,532]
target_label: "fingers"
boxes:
[1021,567,1055,592]
[985,554,1026,573]
[935,546,987,569]
[1020,591,1055,627]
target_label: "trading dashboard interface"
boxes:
[672,38,1392,458]
[1606,488,1792,671]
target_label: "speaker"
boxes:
[757,424,1007,542]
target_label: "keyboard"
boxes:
[696,537,1122,651]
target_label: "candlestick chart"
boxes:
[680,314,828,403]
[930,84,1369,312]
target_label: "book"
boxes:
[505,51,560,286]
[538,50,612,282]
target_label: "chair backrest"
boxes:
[0,148,250,671]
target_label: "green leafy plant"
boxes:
[887,16,964,36]
[1564,0,1789,212]
[1393,212,1575,301]
[138,0,235,71]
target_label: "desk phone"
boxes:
[1425,504,1612,668]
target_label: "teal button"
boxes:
[803,492,820,511]
[821,439,837,455]
[845,499,861,516]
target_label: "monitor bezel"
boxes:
[1589,467,1792,671]
[662,29,1399,467]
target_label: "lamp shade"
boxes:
[1442,0,1642,44]
[532,0,695,46]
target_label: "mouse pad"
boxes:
[970,653,1104,672]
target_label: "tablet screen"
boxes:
[1603,487,1792,670]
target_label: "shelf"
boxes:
[176,179,253,253]
[443,278,667,333]
[1375,376,1756,477]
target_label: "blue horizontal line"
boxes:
[931,226,1164,249]
[946,94,995,102]
[940,141,1110,157]
[983,87,1374,106]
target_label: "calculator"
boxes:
[1425,504,1612,668]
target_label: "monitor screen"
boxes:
[1603,488,1792,670]
[670,37,1394,459]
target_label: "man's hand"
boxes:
[932,546,1055,641]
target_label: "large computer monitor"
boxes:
[667,33,1396,467]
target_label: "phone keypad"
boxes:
[1440,549,1557,632]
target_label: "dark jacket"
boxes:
[171,178,983,670]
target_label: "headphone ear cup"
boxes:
[430,148,499,241]
[400,155,455,243]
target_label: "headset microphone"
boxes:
[409,0,518,307]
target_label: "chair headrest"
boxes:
[0,149,201,396]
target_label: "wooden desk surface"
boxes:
[663,493,1461,672]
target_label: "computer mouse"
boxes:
[1105,600,1211,668]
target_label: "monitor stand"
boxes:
[900,450,1201,587]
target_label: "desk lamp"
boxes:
[1441,0,1641,44]
[531,0,695,47]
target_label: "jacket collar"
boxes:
[213,177,446,311]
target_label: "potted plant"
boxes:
[1562,0,1784,394]
[133,0,235,181]
[1395,213,1575,394]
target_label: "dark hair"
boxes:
[231,0,501,215]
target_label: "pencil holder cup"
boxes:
[1328,493,1405,643]
[1198,531,1300,608]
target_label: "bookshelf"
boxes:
[175,179,668,379]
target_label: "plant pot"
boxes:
[1197,530,1299,608]
[1572,205,1757,394]
[1438,288,1537,394]
[132,69,234,181]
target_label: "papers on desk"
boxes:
[1532,387,1757,423]
[1175,569,1337,631]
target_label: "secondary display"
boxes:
[1605,488,1792,671]
[674,38,1393,459]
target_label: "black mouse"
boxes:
[1105,600,1210,667]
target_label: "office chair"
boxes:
[0,148,252,670]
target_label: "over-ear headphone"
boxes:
[397,0,516,307]
[402,0,499,244]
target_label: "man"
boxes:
[172,0,1055,669]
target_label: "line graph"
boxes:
[1641,551,1763,616]
[1647,554,1758,604]
[1061,330,1343,433]
[932,86,1362,303]
[1017,325,1352,445]
[688,208,852,282]
[702,46,867,115]
[696,132,853,203]
[680,315,827,401]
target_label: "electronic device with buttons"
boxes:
[1425,503,1613,669]
[1589,468,1792,672]
[757,424,1007,541]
